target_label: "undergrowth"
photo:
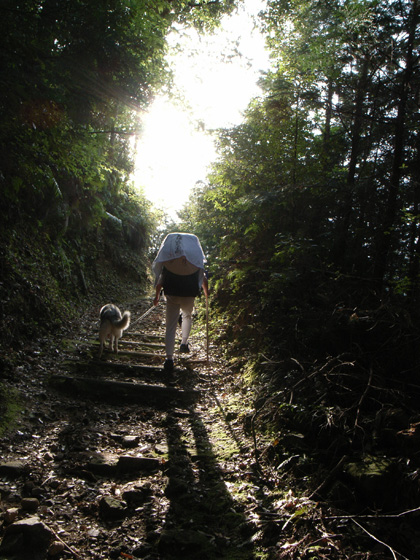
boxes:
[0,218,151,434]
[0,384,22,437]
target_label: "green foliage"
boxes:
[345,455,394,479]
[0,0,235,233]
[180,0,420,379]
[0,385,22,437]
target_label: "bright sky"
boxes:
[133,0,270,218]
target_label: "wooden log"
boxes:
[50,375,200,405]
[99,349,163,359]
[89,360,165,374]
[117,340,165,350]
[119,351,162,359]
[125,332,165,341]
[67,360,165,376]
[93,339,165,350]
[180,358,209,364]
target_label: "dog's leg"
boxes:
[98,329,106,359]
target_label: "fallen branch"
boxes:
[250,392,282,471]
[327,505,420,520]
[353,367,373,438]
[50,527,81,560]
[288,355,354,403]
[351,519,409,560]
[309,455,348,500]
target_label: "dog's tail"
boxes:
[113,311,131,331]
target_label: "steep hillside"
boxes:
[0,220,150,391]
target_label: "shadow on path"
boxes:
[157,401,256,560]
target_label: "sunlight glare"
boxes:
[133,0,269,218]
[134,98,216,214]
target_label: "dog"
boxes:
[98,304,131,358]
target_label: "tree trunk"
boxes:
[408,130,420,300]
[373,0,419,290]
[332,57,370,264]
[322,78,334,172]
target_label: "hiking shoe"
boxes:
[164,358,174,372]
[179,343,190,353]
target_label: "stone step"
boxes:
[50,374,200,406]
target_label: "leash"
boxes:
[130,302,159,327]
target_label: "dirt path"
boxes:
[1,298,393,560]
[0,298,265,560]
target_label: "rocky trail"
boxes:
[0,298,400,560]
[0,298,265,560]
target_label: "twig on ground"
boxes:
[327,505,420,520]
[353,367,373,438]
[309,455,348,500]
[288,354,354,403]
[351,519,409,560]
[50,527,82,559]
[250,392,282,471]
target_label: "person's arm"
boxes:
[153,282,162,306]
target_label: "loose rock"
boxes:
[48,540,65,556]
[0,461,28,478]
[4,507,19,524]
[0,516,54,559]
[99,496,128,520]
[21,497,40,512]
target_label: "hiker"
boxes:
[152,232,209,372]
